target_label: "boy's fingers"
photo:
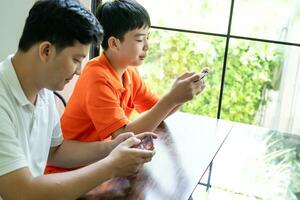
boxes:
[119,132,135,140]
[201,67,209,74]
[185,73,202,82]
[177,72,195,80]
[196,83,206,95]
[136,132,158,140]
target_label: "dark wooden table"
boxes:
[78,112,234,200]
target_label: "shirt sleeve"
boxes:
[50,92,63,147]
[85,74,129,139]
[0,103,27,176]
[51,110,63,147]
[131,69,159,113]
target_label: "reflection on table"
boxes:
[78,112,233,200]
[205,122,300,200]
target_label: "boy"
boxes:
[46,0,205,173]
[0,1,155,199]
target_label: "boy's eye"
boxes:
[136,39,143,42]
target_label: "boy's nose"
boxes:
[143,39,149,51]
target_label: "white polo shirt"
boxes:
[0,55,63,180]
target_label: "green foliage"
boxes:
[141,30,283,124]
[222,40,283,123]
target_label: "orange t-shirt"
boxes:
[45,53,158,174]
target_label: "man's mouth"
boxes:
[66,76,73,81]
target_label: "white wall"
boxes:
[0,0,91,111]
[0,0,36,60]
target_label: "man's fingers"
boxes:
[121,137,141,148]
[131,148,156,158]
[141,156,153,163]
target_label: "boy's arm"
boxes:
[0,137,155,200]
[112,72,205,137]
[113,92,177,137]
[166,104,182,117]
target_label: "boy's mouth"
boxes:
[139,55,146,60]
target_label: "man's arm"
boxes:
[0,136,155,200]
[48,132,134,168]
[112,72,205,138]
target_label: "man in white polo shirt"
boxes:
[0,0,155,199]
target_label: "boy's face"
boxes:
[42,41,89,91]
[117,26,149,67]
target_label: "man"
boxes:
[0,0,155,199]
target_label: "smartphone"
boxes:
[133,136,154,150]
[200,67,209,80]
[194,67,209,82]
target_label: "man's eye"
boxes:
[136,40,143,42]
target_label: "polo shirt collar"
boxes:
[99,53,132,90]
[2,55,47,107]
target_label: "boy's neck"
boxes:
[103,51,127,79]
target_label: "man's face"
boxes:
[44,41,89,91]
[117,26,150,67]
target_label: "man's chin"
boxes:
[48,84,65,92]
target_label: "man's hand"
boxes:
[133,132,158,150]
[107,136,156,177]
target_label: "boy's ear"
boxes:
[107,36,121,52]
[38,41,55,63]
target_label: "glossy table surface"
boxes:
[78,112,233,200]
[205,122,300,200]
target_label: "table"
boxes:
[79,112,233,200]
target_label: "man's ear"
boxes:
[38,41,55,63]
[107,36,121,52]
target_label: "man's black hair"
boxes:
[18,0,103,52]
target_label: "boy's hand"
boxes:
[107,136,155,177]
[135,132,158,141]
[110,132,135,151]
[168,69,207,105]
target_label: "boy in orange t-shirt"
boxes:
[46,0,206,173]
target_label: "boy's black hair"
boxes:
[18,0,103,52]
[96,0,150,50]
